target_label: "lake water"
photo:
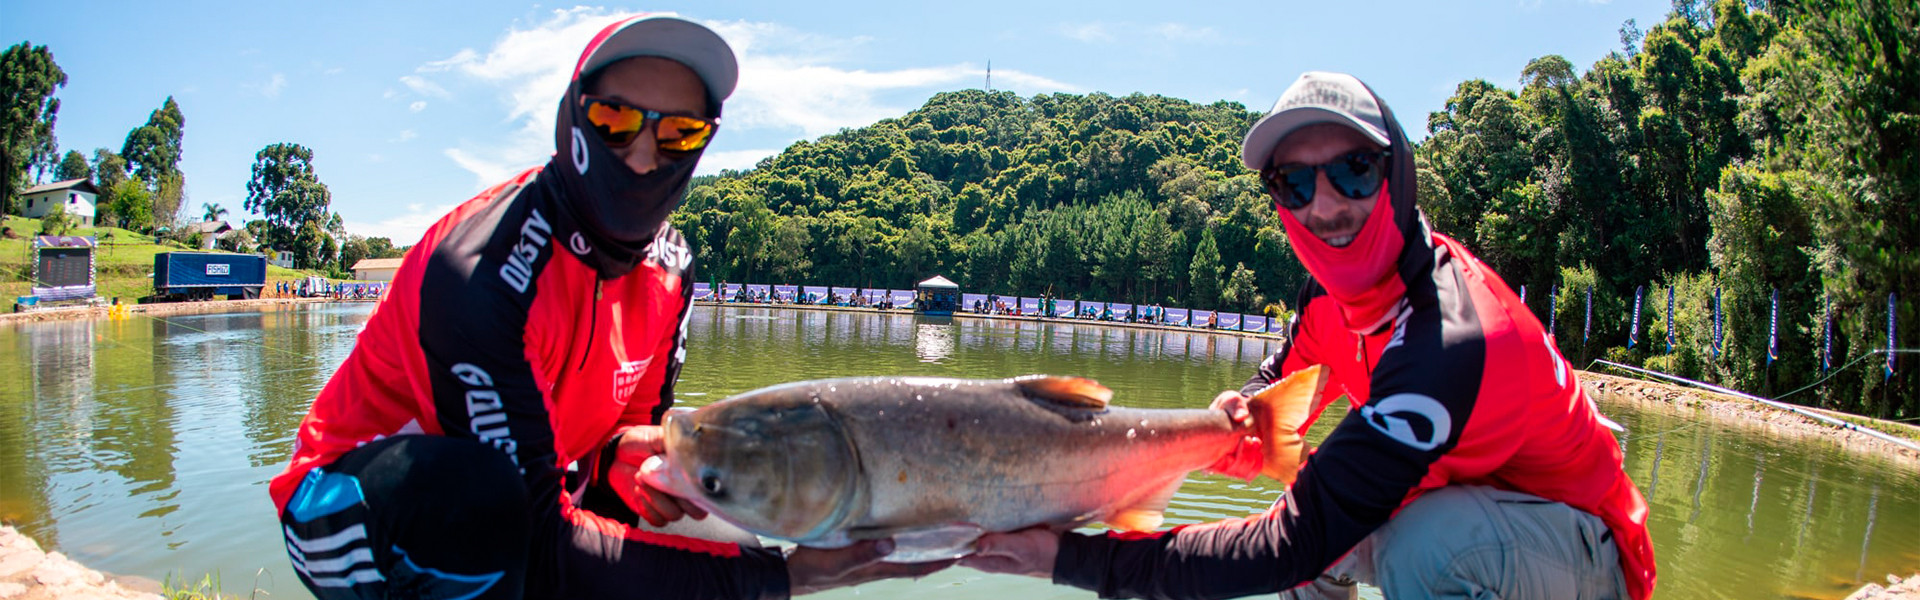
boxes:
[1,303,1914,599]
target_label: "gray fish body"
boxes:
[650,376,1243,561]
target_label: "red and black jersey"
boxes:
[269,166,787,598]
[1053,233,1656,600]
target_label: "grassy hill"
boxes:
[2,215,317,302]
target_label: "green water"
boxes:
[0,304,1914,599]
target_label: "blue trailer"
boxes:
[153,252,267,301]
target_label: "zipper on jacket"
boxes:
[578,279,603,372]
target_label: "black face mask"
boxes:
[550,79,704,251]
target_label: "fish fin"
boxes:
[1105,478,1181,532]
[1246,365,1328,485]
[1012,375,1112,409]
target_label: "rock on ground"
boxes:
[1849,574,1920,600]
[0,526,160,600]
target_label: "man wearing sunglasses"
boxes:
[271,14,945,600]
[963,72,1655,599]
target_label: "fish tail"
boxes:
[1246,365,1328,485]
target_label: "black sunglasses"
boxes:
[1261,150,1392,210]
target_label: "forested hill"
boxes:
[674,0,1916,420]
[676,89,1292,312]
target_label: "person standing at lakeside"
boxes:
[270,15,944,600]
[963,71,1655,599]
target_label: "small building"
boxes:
[351,257,405,282]
[267,250,295,269]
[193,221,233,249]
[19,179,99,227]
[913,275,960,316]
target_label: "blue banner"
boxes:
[1519,284,1527,306]
[1629,285,1643,348]
[1666,286,1676,354]
[1217,312,1240,329]
[1243,315,1268,333]
[1583,286,1593,345]
[774,285,799,302]
[1767,288,1779,365]
[1821,295,1831,373]
[1548,285,1558,338]
[1163,307,1188,326]
[962,293,989,312]
[1193,310,1216,328]
[1890,293,1898,379]
[890,289,915,307]
[802,285,830,303]
[1019,297,1041,315]
[693,282,713,300]
[1056,299,1079,318]
[1712,288,1723,359]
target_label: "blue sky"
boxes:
[3,0,1671,245]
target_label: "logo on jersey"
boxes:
[569,232,592,256]
[612,359,652,400]
[570,127,590,175]
[452,363,520,469]
[1359,393,1453,451]
[500,209,552,294]
[647,231,692,273]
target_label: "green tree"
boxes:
[37,203,72,236]
[243,143,331,255]
[201,202,227,223]
[1,42,66,214]
[121,97,185,185]
[1189,229,1222,308]
[1222,262,1259,312]
[104,179,152,231]
[53,150,88,182]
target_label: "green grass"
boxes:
[162,570,265,600]
[2,215,322,302]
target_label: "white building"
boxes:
[19,179,99,227]
[351,257,404,282]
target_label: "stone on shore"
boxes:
[1849,574,1920,600]
[0,526,160,600]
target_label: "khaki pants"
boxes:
[1281,485,1629,600]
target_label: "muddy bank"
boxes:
[0,525,159,600]
[1581,371,1920,469]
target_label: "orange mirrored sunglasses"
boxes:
[582,95,718,153]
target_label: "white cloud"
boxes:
[415,8,1080,187]
[393,129,417,142]
[409,101,427,112]
[1059,22,1114,43]
[399,75,452,99]
[250,73,287,98]
[695,148,782,176]
[345,203,465,245]
[1152,23,1220,43]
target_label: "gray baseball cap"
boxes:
[1240,71,1392,171]
[575,13,739,103]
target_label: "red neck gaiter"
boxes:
[1277,184,1407,332]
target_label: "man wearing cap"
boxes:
[269,15,944,599]
[962,71,1655,599]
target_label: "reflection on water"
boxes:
[0,304,1915,600]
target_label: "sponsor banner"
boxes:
[1020,297,1041,315]
[1666,286,1676,354]
[721,282,743,300]
[773,285,798,302]
[801,286,829,303]
[890,289,915,307]
[1583,287,1593,345]
[1164,307,1189,326]
[1217,312,1242,330]
[963,293,989,311]
[1269,317,1288,334]
[1243,315,1269,332]
[692,282,712,300]
[1713,288,1724,359]
[1821,295,1831,372]
[745,284,771,299]
[1629,285,1644,348]
[1108,303,1133,320]
[1193,310,1216,327]
[1055,299,1078,318]
[830,287,858,302]
[1766,288,1779,365]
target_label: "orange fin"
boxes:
[1012,375,1112,409]
[1105,478,1180,532]
[1246,365,1328,485]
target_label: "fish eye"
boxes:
[699,469,725,497]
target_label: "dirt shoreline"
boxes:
[0,296,354,325]
[1582,371,1920,469]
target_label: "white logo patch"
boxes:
[1360,393,1453,451]
[570,232,592,256]
[571,127,590,175]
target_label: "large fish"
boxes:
[643,366,1327,562]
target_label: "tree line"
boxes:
[0,43,398,274]
[674,0,1913,419]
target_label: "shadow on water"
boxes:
[0,303,1914,600]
